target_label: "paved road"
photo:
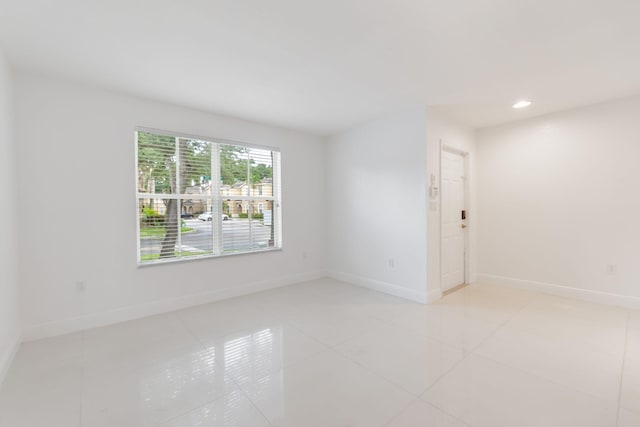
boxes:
[140,218,272,256]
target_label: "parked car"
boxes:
[180,213,194,219]
[198,212,230,221]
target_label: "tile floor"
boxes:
[0,278,638,426]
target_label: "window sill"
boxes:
[137,247,283,268]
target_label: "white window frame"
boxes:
[135,127,282,266]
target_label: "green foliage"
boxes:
[220,145,247,185]
[140,249,209,261]
[137,132,175,194]
[139,225,193,238]
[181,139,211,190]
[141,211,164,226]
[142,207,159,217]
[138,134,273,207]
[139,209,187,228]
[137,132,213,193]
[237,213,264,219]
[251,163,272,184]
[220,145,273,185]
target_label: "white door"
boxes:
[441,149,466,291]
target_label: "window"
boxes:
[136,129,282,264]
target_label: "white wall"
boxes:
[0,50,20,380]
[15,72,327,340]
[477,96,640,307]
[326,109,428,302]
[425,109,477,299]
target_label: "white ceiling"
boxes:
[1,0,639,135]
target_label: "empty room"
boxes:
[0,0,639,426]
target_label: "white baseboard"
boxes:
[476,273,640,310]
[0,332,21,386]
[22,270,325,342]
[327,270,428,303]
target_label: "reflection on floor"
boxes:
[1,278,638,426]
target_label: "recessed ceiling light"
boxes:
[513,100,532,109]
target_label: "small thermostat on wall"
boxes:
[430,186,439,199]
[429,173,439,199]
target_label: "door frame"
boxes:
[440,143,471,291]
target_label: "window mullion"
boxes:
[273,151,282,248]
[211,142,222,255]
[176,137,182,257]
[247,148,252,250]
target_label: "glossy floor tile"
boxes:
[334,323,465,395]
[617,408,640,427]
[391,303,504,352]
[201,322,327,387]
[81,345,237,426]
[620,352,640,415]
[1,278,638,426]
[422,354,618,427]
[474,323,624,402]
[622,312,640,421]
[0,333,83,427]
[626,311,640,363]
[504,296,629,357]
[158,389,271,427]
[237,350,414,427]
[387,400,470,427]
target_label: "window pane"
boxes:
[220,144,249,187]
[250,200,276,249]
[179,138,212,194]
[181,207,214,258]
[249,148,273,197]
[138,198,180,262]
[223,200,252,253]
[137,132,176,194]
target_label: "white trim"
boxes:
[137,246,282,267]
[476,273,640,310]
[135,131,141,265]
[273,152,283,247]
[0,331,21,386]
[327,270,427,303]
[22,270,325,342]
[136,193,276,201]
[136,126,281,153]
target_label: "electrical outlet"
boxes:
[606,265,616,275]
[76,281,87,292]
[388,258,395,268]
